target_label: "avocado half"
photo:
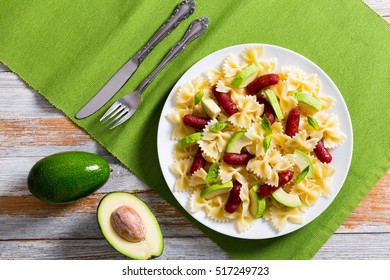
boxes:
[97,192,164,260]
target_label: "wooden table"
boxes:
[0,0,389,260]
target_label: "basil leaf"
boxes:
[295,165,310,184]
[263,135,272,154]
[210,121,228,132]
[307,116,319,130]
[206,163,219,185]
[261,115,272,135]
[194,90,204,105]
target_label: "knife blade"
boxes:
[75,0,196,119]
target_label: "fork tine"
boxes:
[105,107,129,127]
[109,112,132,129]
[102,106,125,125]
[100,101,122,122]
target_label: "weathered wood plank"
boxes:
[338,172,390,233]
[0,172,389,243]
[364,0,390,18]
[0,233,388,260]
[314,233,390,260]
[0,157,146,196]
[0,192,203,239]
[0,64,9,72]
[0,238,230,260]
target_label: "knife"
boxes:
[75,0,196,119]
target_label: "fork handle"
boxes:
[137,17,209,94]
[135,0,196,63]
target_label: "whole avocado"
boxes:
[28,151,110,204]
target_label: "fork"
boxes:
[100,17,209,129]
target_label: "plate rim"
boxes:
[157,43,354,239]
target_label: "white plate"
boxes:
[157,44,353,239]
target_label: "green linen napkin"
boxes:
[1,0,389,259]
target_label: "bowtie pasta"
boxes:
[168,45,346,233]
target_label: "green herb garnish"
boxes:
[295,165,310,184]
[307,116,319,130]
[194,90,204,105]
[261,115,272,135]
[210,121,228,132]
[263,135,272,154]
[206,163,219,185]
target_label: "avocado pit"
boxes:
[110,205,146,242]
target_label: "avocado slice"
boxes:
[249,185,266,218]
[231,65,259,88]
[28,151,110,204]
[265,89,284,120]
[201,181,233,199]
[178,132,203,148]
[225,131,252,153]
[97,192,164,260]
[201,98,221,119]
[293,91,322,115]
[294,149,315,178]
[272,188,302,208]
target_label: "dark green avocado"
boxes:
[28,151,110,204]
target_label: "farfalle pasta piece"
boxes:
[241,45,276,74]
[290,177,322,206]
[228,95,264,129]
[317,95,335,111]
[176,76,209,109]
[281,66,320,95]
[264,198,305,231]
[271,80,298,115]
[283,130,319,154]
[310,111,346,149]
[216,77,235,94]
[198,119,231,161]
[247,149,293,186]
[245,118,265,156]
[173,143,198,161]
[219,161,248,183]
[206,68,223,85]
[189,168,208,187]
[313,159,336,195]
[259,58,277,74]
[245,119,284,157]
[222,53,248,78]
[241,45,264,64]
[190,190,230,222]
[169,158,193,191]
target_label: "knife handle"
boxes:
[135,0,196,63]
[137,17,208,94]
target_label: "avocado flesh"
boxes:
[225,131,252,153]
[265,89,284,120]
[272,188,302,208]
[201,98,221,119]
[28,151,110,204]
[201,181,233,199]
[97,192,164,260]
[294,149,315,178]
[249,185,266,218]
[293,91,322,115]
[231,65,259,88]
[178,132,203,148]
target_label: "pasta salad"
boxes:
[168,45,346,233]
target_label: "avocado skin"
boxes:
[28,151,110,204]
